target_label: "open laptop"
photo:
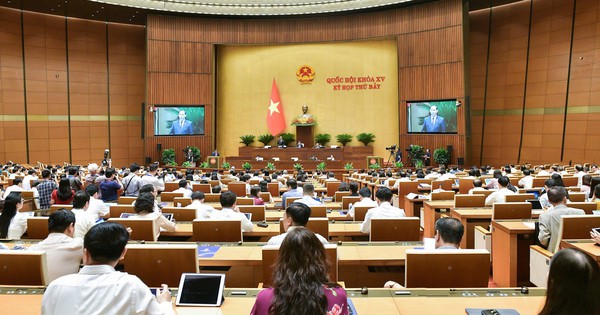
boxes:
[243,212,252,221]
[526,199,542,210]
[176,273,226,306]
[525,190,540,199]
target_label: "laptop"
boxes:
[484,178,493,186]
[119,213,137,219]
[162,213,174,222]
[243,212,252,221]
[176,273,226,306]
[527,199,542,210]
[525,190,540,199]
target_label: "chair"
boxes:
[333,191,351,202]
[262,244,337,288]
[267,182,280,197]
[532,178,547,188]
[160,192,183,202]
[353,206,375,221]
[228,182,248,197]
[567,192,586,202]
[122,244,199,287]
[431,191,455,201]
[164,182,179,192]
[161,207,197,221]
[27,217,50,239]
[108,218,159,242]
[286,196,302,205]
[259,192,272,203]
[326,181,341,197]
[561,176,577,187]
[279,218,329,239]
[173,197,192,207]
[309,205,327,218]
[49,204,73,214]
[370,217,420,241]
[529,245,553,287]
[237,205,266,222]
[567,202,597,214]
[554,215,600,252]
[397,181,419,206]
[504,194,535,203]
[342,196,361,210]
[458,178,474,195]
[471,189,495,197]
[192,183,212,193]
[118,196,137,204]
[236,197,254,205]
[0,251,49,285]
[431,179,453,191]
[404,249,490,288]
[492,202,532,220]
[204,193,221,203]
[454,194,486,208]
[109,205,136,218]
[192,219,242,242]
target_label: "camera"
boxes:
[385,144,397,152]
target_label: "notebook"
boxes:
[176,273,226,306]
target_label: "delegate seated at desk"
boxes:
[294,183,321,207]
[281,179,302,209]
[360,187,405,234]
[211,191,253,232]
[538,186,585,252]
[186,191,216,219]
[347,187,377,218]
[267,203,328,246]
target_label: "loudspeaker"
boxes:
[145,157,151,164]
[458,157,464,165]
[157,143,162,151]
[447,145,453,162]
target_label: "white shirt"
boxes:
[295,195,322,206]
[173,187,192,198]
[41,265,175,315]
[518,176,534,189]
[484,187,516,206]
[186,200,215,219]
[348,198,378,218]
[360,201,406,233]
[28,233,83,282]
[136,212,176,233]
[267,226,329,246]
[3,185,24,199]
[86,197,109,221]
[71,209,96,239]
[392,177,411,189]
[468,187,488,195]
[22,174,38,190]
[211,207,254,232]
[7,212,28,239]
[141,174,165,192]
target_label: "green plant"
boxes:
[167,161,178,167]
[242,162,252,170]
[356,133,375,146]
[181,161,193,168]
[293,163,303,171]
[433,147,450,165]
[394,161,404,168]
[344,163,354,171]
[266,162,276,170]
[240,135,255,146]
[221,161,231,169]
[316,162,326,171]
[314,133,331,146]
[408,145,425,167]
[199,161,209,168]
[279,133,295,146]
[368,163,380,170]
[188,146,201,162]
[415,160,424,169]
[258,134,275,146]
[336,133,353,146]
[161,148,176,165]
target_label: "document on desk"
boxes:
[466,308,520,315]
[522,221,536,229]
[198,245,221,258]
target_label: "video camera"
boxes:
[385,144,397,152]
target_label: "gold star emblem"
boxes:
[268,100,280,116]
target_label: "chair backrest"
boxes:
[204,193,221,203]
[568,192,586,202]
[192,183,212,193]
[261,244,337,288]
[454,194,487,208]
[353,206,375,222]
[0,251,49,285]
[27,217,49,239]
[326,181,341,197]
[161,207,197,221]
[561,176,578,187]
[236,197,254,205]
[565,186,580,192]
[334,191,351,202]
[458,178,474,195]
[109,205,136,218]
[160,192,183,202]
[309,205,327,218]
[192,219,242,242]
[342,196,361,210]
[532,177,547,188]
[21,190,35,200]
[505,194,535,203]
[287,196,302,205]
[279,218,329,239]
[173,197,192,207]
[568,202,597,214]
[431,191,455,201]
[237,205,266,222]
[108,218,158,242]
[118,196,137,204]
[267,182,280,197]
[122,244,199,287]
[228,182,248,197]
[164,182,179,192]
[556,215,600,252]
[471,189,495,197]
[259,192,272,203]
[397,181,419,206]
[405,249,490,288]
[49,204,73,214]
[492,202,532,220]
[370,217,420,241]
[431,180,453,191]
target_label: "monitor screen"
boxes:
[154,106,205,136]
[407,100,457,134]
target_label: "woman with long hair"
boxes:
[538,248,600,315]
[251,227,347,315]
[0,192,27,239]
[51,178,75,205]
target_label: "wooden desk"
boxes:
[491,220,535,287]
[422,200,454,238]
[403,197,427,218]
[265,209,351,221]
[450,208,492,249]
[560,240,600,264]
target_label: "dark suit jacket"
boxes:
[422,116,446,132]
[170,120,194,135]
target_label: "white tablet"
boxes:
[176,273,226,307]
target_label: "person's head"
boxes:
[178,110,187,121]
[178,179,188,189]
[0,192,24,238]
[375,187,393,203]
[283,202,311,229]
[582,174,592,187]
[48,209,76,236]
[139,184,157,196]
[545,178,556,189]
[358,187,371,200]
[13,177,22,187]
[493,169,502,179]
[539,248,600,315]
[349,182,359,195]
[85,184,100,199]
[551,173,564,187]
[327,172,335,179]
[286,179,298,189]
[57,178,73,201]
[105,168,116,179]
[68,167,77,176]
[211,185,222,194]
[523,169,531,176]
[87,163,99,174]
[41,169,51,179]
[129,163,140,173]
[134,192,155,214]
[299,183,314,197]
[429,105,438,117]
[434,217,464,249]
[148,163,159,173]
[337,182,349,192]
[72,190,90,209]
[498,176,510,188]
[220,191,236,208]
[250,186,261,198]
[270,227,333,315]
[191,191,205,202]
[575,165,583,172]
[83,222,130,265]
[472,179,483,188]
[548,186,568,205]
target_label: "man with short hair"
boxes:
[67,166,83,192]
[169,110,194,135]
[173,179,192,198]
[37,170,58,211]
[41,222,174,314]
[122,163,143,197]
[28,210,83,282]
[71,191,96,239]
[348,187,378,218]
[295,183,321,206]
[186,191,215,219]
[3,177,24,199]
[84,185,109,220]
[360,187,406,233]
[210,191,253,232]
[324,172,338,182]
[468,179,487,195]
[485,176,516,206]
[99,168,122,202]
[141,164,165,192]
[539,178,556,209]
[266,203,328,245]
[281,179,302,209]
[22,169,38,190]
[84,163,100,187]
[538,186,585,252]
[518,169,534,189]
[422,105,446,132]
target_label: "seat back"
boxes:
[431,180,453,191]
[309,205,327,218]
[262,244,337,288]
[164,182,179,192]
[568,192,586,202]
[118,196,137,204]
[397,181,419,207]
[333,191,351,202]
[286,196,302,205]
[405,249,490,288]
[458,178,474,195]
[561,176,578,187]
[279,218,329,239]
[505,194,535,203]
[49,204,73,214]
[454,194,487,208]
[192,183,212,193]
[342,196,361,210]
[259,192,272,203]
[108,218,158,242]
[532,177,547,188]
[326,181,341,197]
[237,205,266,222]
[492,202,532,220]
[161,207,197,221]
[192,219,242,242]
[471,189,494,197]
[353,206,375,221]
[204,193,221,203]
[431,191,455,201]
[0,251,49,285]
[267,183,280,197]
[122,244,199,287]
[173,197,192,207]
[567,202,596,214]
[109,205,136,218]
[27,217,50,239]
[160,192,183,202]
[236,197,254,205]
[370,217,420,241]
[555,215,600,252]
[227,182,247,197]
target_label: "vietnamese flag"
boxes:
[267,79,286,136]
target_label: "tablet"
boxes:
[176,273,226,306]
[120,213,137,219]
[527,199,542,210]
[162,213,174,222]
[243,212,252,221]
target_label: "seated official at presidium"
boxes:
[169,110,194,135]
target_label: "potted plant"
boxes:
[314,133,331,146]
[188,146,201,162]
[199,161,210,168]
[221,161,231,169]
[408,145,425,167]
[258,134,275,146]
[293,163,303,172]
[181,161,193,168]
[368,163,380,170]
[240,135,255,146]
[266,162,276,170]
[433,147,450,168]
[415,160,424,169]
[242,162,252,171]
[344,163,354,171]
[356,133,375,146]
[316,162,326,171]
[279,133,295,146]
[394,161,404,169]
[336,133,353,146]
[161,148,176,166]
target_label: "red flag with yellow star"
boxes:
[266,79,286,136]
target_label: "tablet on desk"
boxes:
[119,213,137,219]
[243,212,252,221]
[162,213,174,222]
[176,273,226,307]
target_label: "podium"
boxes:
[207,156,221,168]
[296,125,314,147]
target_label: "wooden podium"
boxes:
[206,156,221,168]
[296,125,314,147]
